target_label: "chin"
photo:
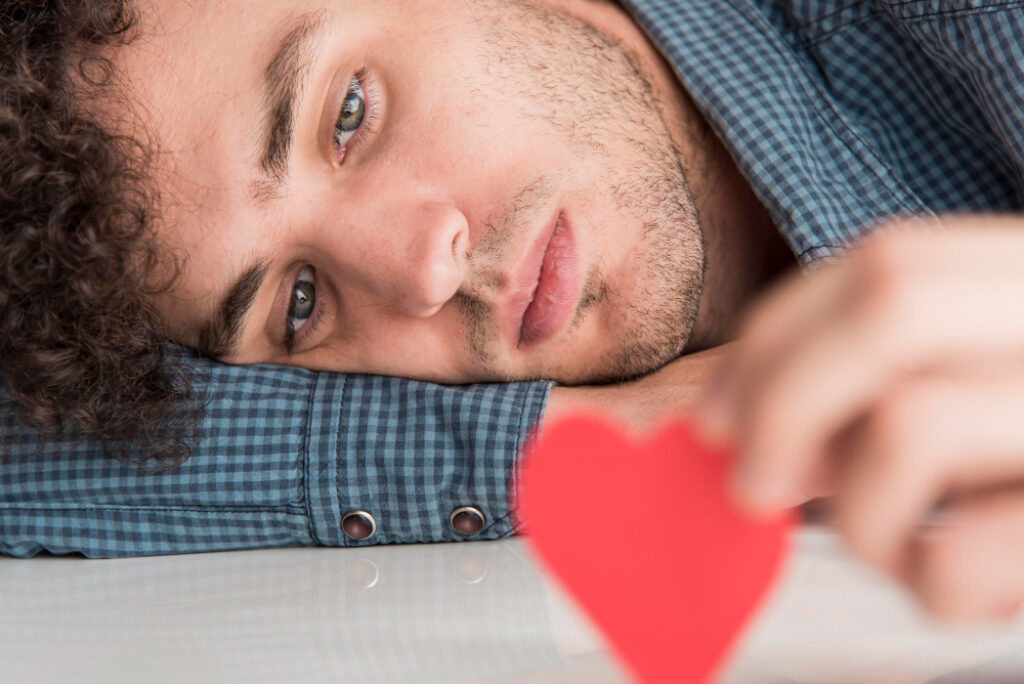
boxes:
[558,324,691,385]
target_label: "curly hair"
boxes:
[0,0,196,467]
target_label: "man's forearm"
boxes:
[543,345,731,436]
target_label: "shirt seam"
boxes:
[510,386,529,512]
[507,381,552,530]
[724,0,929,216]
[488,509,519,538]
[333,373,347,546]
[0,504,310,515]
[793,0,864,29]
[797,243,841,262]
[894,1,1024,20]
[887,0,1023,8]
[302,371,321,546]
[799,10,883,48]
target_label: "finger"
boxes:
[907,486,1024,625]
[723,218,1024,415]
[731,228,1024,512]
[832,371,1024,575]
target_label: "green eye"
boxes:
[334,77,365,149]
[288,266,316,333]
[292,281,314,319]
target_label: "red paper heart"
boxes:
[518,415,793,684]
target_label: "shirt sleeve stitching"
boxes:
[507,381,552,531]
[889,0,1024,20]
[302,371,322,546]
[0,504,310,515]
[333,373,348,546]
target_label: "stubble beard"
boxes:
[457,0,705,385]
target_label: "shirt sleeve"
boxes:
[0,353,551,558]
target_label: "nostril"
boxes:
[452,221,469,263]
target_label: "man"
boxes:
[3,0,1024,623]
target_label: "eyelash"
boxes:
[284,267,325,354]
[333,69,381,165]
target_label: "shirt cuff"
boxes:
[305,374,552,547]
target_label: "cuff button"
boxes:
[449,506,486,536]
[342,510,377,541]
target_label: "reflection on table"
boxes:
[4,530,1024,683]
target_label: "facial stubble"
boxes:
[456,0,705,384]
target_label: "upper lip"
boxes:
[501,212,561,349]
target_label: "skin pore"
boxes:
[108,0,790,386]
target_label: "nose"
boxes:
[359,198,469,317]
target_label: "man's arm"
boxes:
[0,344,728,558]
[545,345,730,437]
[0,354,549,557]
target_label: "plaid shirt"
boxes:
[3,0,1024,557]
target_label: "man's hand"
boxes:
[544,344,731,437]
[704,216,1024,623]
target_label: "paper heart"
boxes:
[518,415,793,684]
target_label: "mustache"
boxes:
[456,173,558,301]
[453,174,560,366]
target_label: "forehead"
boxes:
[114,1,341,262]
[116,0,302,194]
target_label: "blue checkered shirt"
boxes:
[4,0,1024,557]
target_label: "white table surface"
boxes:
[4,528,1024,683]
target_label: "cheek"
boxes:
[380,84,574,201]
[319,305,472,378]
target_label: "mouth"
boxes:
[505,212,582,350]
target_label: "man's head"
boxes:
[2,0,722,456]
[113,0,707,386]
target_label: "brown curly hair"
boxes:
[0,0,196,466]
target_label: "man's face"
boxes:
[122,0,704,385]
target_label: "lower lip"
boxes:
[519,214,581,348]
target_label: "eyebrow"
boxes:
[193,14,329,358]
[195,260,270,359]
[254,11,328,201]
